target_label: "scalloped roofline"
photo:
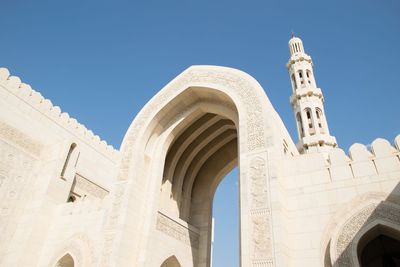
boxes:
[0,67,119,160]
[328,136,400,164]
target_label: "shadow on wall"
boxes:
[326,182,400,267]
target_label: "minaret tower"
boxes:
[287,34,337,154]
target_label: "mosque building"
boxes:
[0,35,399,267]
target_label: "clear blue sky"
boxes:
[1,1,399,266]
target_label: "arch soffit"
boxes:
[118,65,281,181]
[322,192,400,267]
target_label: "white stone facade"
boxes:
[0,37,399,267]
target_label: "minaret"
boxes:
[287,35,337,154]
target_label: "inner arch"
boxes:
[152,87,239,267]
[159,111,238,223]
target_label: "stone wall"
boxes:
[0,67,119,266]
[0,65,398,267]
[271,136,400,266]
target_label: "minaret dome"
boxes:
[288,36,305,56]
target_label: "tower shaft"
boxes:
[287,36,337,154]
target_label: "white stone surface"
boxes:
[0,36,398,267]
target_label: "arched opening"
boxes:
[296,112,304,138]
[316,108,324,133]
[291,73,297,90]
[298,70,305,87]
[117,67,278,267]
[161,255,181,267]
[306,69,312,85]
[358,225,400,267]
[304,108,315,135]
[151,87,239,266]
[159,112,238,265]
[211,167,239,267]
[55,253,74,267]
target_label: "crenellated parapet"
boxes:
[327,136,400,180]
[0,67,119,160]
[279,135,400,184]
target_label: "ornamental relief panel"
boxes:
[0,140,35,259]
[99,183,125,266]
[332,202,400,267]
[74,173,109,199]
[119,68,267,181]
[249,157,274,266]
[156,212,199,248]
[0,120,42,156]
[250,157,267,209]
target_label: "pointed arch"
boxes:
[322,193,400,267]
[119,66,295,182]
[47,234,94,267]
[160,255,182,267]
[291,73,297,90]
[55,253,75,267]
[298,70,305,87]
[296,112,304,138]
[357,223,400,266]
[306,69,313,85]
[110,65,297,267]
[315,108,324,133]
[304,107,315,135]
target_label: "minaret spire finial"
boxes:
[291,30,294,38]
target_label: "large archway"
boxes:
[106,66,296,267]
[158,105,238,266]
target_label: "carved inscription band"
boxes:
[334,202,400,267]
[0,120,41,156]
[156,212,199,248]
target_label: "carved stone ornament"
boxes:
[75,173,109,199]
[332,202,400,267]
[0,120,42,156]
[119,67,267,182]
[249,157,274,266]
[0,140,35,260]
[156,212,199,248]
[250,157,267,209]
[99,183,125,266]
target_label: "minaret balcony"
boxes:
[297,134,338,153]
[290,87,323,105]
[286,54,312,68]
